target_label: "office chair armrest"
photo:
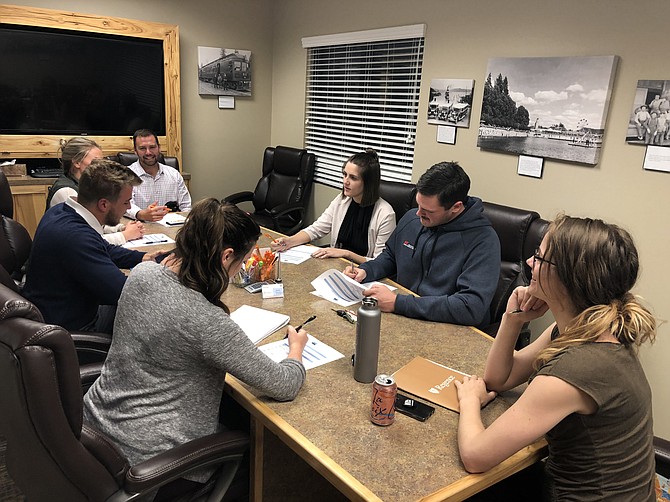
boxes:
[70,330,112,364]
[124,430,249,493]
[269,203,306,236]
[80,362,103,392]
[223,191,254,205]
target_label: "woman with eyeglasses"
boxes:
[270,149,396,263]
[454,215,656,501]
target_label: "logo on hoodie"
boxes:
[403,240,414,250]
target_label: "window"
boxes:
[302,24,425,188]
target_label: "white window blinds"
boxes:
[302,25,425,187]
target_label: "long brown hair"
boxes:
[534,215,656,368]
[174,199,260,313]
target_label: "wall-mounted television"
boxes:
[0,24,166,136]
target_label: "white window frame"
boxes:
[302,24,425,187]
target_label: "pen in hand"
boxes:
[285,315,317,339]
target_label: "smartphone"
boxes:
[154,249,175,264]
[394,393,435,422]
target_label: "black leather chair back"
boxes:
[523,216,550,282]
[0,170,14,219]
[481,202,544,336]
[253,146,315,214]
[378,180,417,223]
[0,283,124,501]
[0,215,32,281]
[106,152,180,171]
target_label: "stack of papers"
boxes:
[259,334,344,370]
[157,213,187,227]
[279,244,318,265]
[310,269,397,307]
[230,305,290,344]
[123,233,175,248]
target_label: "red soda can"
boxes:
[370,374,397,426]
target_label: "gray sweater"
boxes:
[83,261,305,475]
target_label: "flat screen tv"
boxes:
[0,24,166,136]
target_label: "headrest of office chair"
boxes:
[114,152,175,169]
[482,202,539,263]
[0,283,43,322]
[272,146,305,177]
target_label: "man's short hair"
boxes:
[77,158,142,206]
[133,128,160,148]
[416,162,470,209]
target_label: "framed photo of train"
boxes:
[197,46,252,97]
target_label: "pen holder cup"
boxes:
[232,248,278,287]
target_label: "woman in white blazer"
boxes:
[271,150,396,263]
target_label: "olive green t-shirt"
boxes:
[534,342,655,502]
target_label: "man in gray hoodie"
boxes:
[345,162,500,326]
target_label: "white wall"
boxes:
[269,0,670,438]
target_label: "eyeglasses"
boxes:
[533,248,557,267]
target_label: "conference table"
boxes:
[137,221,547,501]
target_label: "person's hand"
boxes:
[137,202,169,222]
[311,247,347,259]
[286,325,309,361]
[122,220,145,241]
[142,249,166,262]
[363,284,396,312]
[344,265,366,282]
[270,238,290,252]
[454,375,497,408]
[506,286,549,321]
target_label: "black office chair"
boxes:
[0,214,32,283]
[480,202,548,344]
[0,281,249,501]
[378,180,417,224]
[0,170,14,219]
[223,146,316,235]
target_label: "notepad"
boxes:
[157,213,187,227]
[392,356,470,413]
[230,305,290,344]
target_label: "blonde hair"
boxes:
[58,137,101,176]
[534,215,656,368]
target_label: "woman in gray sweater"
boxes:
[84,198,307,492]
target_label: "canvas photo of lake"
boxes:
[477,56,618,165]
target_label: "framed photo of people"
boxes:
[626,80,670,147]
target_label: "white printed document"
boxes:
[258,334,344,370]
[279,244,318,265]
[123,233,175,248]
[310,269,398,307]
[230,305,290,344]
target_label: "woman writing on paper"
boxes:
[454,215,656,501]
[84,199,308,494]
[270,150,396,263]
[46,137,145,244]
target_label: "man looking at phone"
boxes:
[344,162,500,327]
[126,128,192,221]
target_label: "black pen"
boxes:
[285,315,317,339]
[296,315,317,331]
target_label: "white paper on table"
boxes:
[123,233,175,248]
[259,334,344,370]
[309,268,396,307]
[156,213,187,227]
[280,244,318,264]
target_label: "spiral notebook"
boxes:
[230,305,290,345]
[392,356,470,413]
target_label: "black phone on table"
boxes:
[394,393,435,422]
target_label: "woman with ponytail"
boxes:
[84,199,308,493]
[455,215,657,501]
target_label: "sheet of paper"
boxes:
[259,334,344,370]
[517,155,543,178]
[436,125,456,144]
[123,233,175,248]
[280,244,318,265]
[310,269,367,306]
[156,213,187,227]
[643,145,670,172]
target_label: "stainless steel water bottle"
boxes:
[353,297,382,383]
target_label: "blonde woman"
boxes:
[455,215,656,501]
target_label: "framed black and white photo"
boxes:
[626,80,670,147]
[197,46,252,97]
[477,56,618,165]
[427,79,474,128]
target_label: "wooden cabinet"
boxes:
[9,179,50,238]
